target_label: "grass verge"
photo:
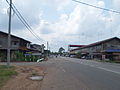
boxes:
[0,65,17,89]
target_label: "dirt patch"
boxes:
[1,65,46,90]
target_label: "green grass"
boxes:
[0,65,17,89]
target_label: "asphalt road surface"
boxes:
[41,57,120,90]
[1,57,120,90]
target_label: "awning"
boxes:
[105,49,120,52]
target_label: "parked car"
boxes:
[81,56,86,59]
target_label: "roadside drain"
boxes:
[29,76,44,81]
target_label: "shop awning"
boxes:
[105,49,120,52]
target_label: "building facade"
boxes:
[0,31,31,61]
[69,37,120,61]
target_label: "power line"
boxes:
[72,0,120,14]
[12,4,43,41]
[6,0,43,42]
[6,0,41,41]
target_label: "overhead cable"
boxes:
[72,0,120,14]
[6,0,43,42]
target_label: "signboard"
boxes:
[24,54,31,56]
[32,53,42,56]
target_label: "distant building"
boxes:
[30,44,45,56]
[68,45,85,51]
[0,31,31,61]
[68,45,85,56]
[69,37,120,61]
[31,44,43,52]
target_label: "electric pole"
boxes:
[47,41,49,56]
[7,0,12,66]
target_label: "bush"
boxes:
[15,51,25,61]
[76,52,82,58]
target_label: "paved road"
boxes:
[41,57,120,90]
[1,57,120,90]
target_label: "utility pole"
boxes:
[47,41,48,56]
[7,0,12,66]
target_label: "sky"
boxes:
[0,0,120,52]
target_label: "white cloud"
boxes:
[113,0,120,10]
[97,1,105,7]
[56,0,71,10]
[1,8,7,14]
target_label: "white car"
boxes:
[37,58,44,62]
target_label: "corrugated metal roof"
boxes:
[69,45,86,47]
[0,31,31,43]
[69,37,120,52]
[84,37,120,48]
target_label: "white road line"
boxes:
[81,63,120,75]
[67,58,120,75]
[89,65,95,67]
[59,65,66,73]
[97,67,120,75]
[62,69,66,72]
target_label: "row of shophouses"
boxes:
[68,37,120,61]
[0,31,45,62]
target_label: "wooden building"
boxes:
[69,37,120,61]
[82,37,120,60]
[0,31,31,61]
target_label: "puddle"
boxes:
[29,76,44,81]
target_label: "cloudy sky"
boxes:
[0,0,120,51]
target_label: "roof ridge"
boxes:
[0,30,31,42]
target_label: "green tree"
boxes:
[76,52,82,58]
[58,47,65,55]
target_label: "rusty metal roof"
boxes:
[0,31,31,43]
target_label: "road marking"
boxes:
[89,65,95,67]
[81,62,120,75]
[59,65,66,73]
[62,69,66,72]
[97,67,120,75]
[66,58,120,75]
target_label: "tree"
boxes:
[58,47,65,55]
[76,52,82,58]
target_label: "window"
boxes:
[12,41,18,46]
[0,41,2,47]
[0,41,2,45]
[13,42,17,45]
[27,43,30,48]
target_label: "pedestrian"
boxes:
[56,55,57,58]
